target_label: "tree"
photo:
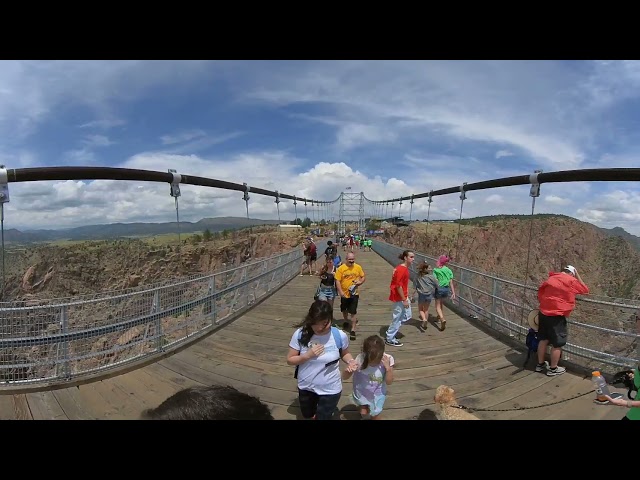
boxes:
[202,229,213,241]
[301,217,312,228]
[366,219,381,231]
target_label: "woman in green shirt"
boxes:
[433,255,456,330]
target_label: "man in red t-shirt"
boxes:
[384,250,416,347]
[535,265,589,376]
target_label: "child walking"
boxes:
[413,261,439,332]
[342,335,394,420]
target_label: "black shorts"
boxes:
[537,312,568,348]
[340,296,359,315]
[298,389,341,420]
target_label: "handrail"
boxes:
[362,168,640,203]
[6,166,341,205]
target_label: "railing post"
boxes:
[491,278,498,330]
[59,305,71,380]
[207,277,217,325]
[152,289,162,352]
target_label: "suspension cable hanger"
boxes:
[168,169,182,250]
[0,165,9,301]
[293,196,298,224]
[519,170,543,331]
[425,191,433,236]
[243,182,252,233]
[274,190,281,222]
[409,195,414,222]
[454,183,467,261]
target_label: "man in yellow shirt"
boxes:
[335,252,366,340]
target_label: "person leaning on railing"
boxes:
[535,265,589,377]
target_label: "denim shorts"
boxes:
[434,286,450,299]
[418,293,434,304]
[318,286,336,301]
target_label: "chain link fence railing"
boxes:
[0,247,303,385]
[373,240,640,375]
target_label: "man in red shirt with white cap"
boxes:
[535,265,589,376]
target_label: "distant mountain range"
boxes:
[4,214,640,250]
[3,217,282,243]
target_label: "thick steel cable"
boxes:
[519,195,538,334]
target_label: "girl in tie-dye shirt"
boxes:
[342,335,394,419]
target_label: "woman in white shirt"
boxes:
[287,300,358,420]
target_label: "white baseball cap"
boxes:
[564,265,577,276]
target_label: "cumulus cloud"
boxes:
[544,195,572,206]
[2,61,640,236]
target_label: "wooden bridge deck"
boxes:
[0,249,626,420]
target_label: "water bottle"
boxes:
[592,371,610,402]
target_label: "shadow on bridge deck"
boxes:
[0,247,626,420]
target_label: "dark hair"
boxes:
[327,241,333,245]
[361,335,385,370]
[320,257,335,275]
[293,300,334,347]
[140,385,274,420]
[398,250,414,261]
[417,261,431,276]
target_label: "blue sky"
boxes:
[1,60,639,233]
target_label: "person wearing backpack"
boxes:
[287,300,357,420]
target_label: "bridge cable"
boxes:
[168,169,182,252]
[0,165,9,300]
[425,192,433,236]
[454,183,467,260]
[274,191,281,222]
[519,170,542,335]
[293,196,298,224]
[409,195,414,222]
[243,183,252,233]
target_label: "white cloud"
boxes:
[161,131,245,155]
[486,194,503,203]
[335,123,397,151]
[78,118,125,130]
[544,195,572,206]
[160,130,206,145]
[82,134,113,148]
[496,150,514,158]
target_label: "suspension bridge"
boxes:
[0,166,637,419]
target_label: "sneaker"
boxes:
[385,338,403,347]
[350,330,356,340]
[535,361,549,373]
[546,366,566,377]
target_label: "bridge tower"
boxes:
[338,191,366,235]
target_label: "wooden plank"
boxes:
[25,391,67,420]
[13,394,33,420]
[52,388,97,420]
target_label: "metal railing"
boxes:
[372,240,640,374]
[0,247,303,385]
